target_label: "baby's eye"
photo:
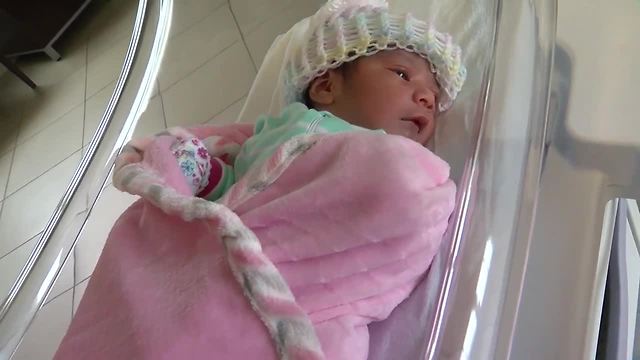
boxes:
[393,69,409,80]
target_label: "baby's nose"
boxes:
[414,88,436,110]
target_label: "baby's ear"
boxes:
[307,69,343,106]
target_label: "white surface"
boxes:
[559,0,640,147]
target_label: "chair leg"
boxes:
[44,45,62,61]
[0,55,37,89]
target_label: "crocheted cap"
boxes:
[284,0,467,112]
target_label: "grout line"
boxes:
[72,276,91,315]
[82,79,118,145]
[157,80,168,129]
[43,281,75,307]
[70,281,74,322]
[16,105,79,147]
[14,77,115,148]
[0,150,83,257]
[2,148,82,201]
[232,0,288,39]
[0,231,42,262]
[77,275,90,286]
[204,93,248,124]
[167,2,229,42]
[72,286,77,315]
[159,40,239,94]
[0,146,15,202]
[14,77,116,152]
[0,116,20,222]
[82,41,89,151]
[71,233,78,315]
[83,40,90,210]
[228,3,258,72]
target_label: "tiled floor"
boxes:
[0,0,323,358]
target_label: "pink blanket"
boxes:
[54,124,455,360]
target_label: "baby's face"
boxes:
[329,50,440,145]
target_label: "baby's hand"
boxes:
[114,137,154,173]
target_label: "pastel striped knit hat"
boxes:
[284,0,467,112]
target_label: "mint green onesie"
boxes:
[201,102,374,201]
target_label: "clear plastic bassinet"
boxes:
[0,0,559,358]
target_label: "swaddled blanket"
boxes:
[54,123,455,360]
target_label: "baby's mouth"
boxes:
[401,116,427,134]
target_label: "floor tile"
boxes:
[206,95,247,125]
[86,37,129,98]
[73,278,89,315]
[0,233,74,305]
[0,152,83,257]
[171,0,226,38]
[0,237,36,302]
[0,151,12,199]
[162,42,256,128]
[83,82,117,146]
[0,72,35,116]
[244,0,324,66]
[46,250,76,305]
[17,42,88,89]
[229,0,294,36]
[85,0,138,62]
[84,89,166,145]
[7,106,83,195]
[82,81,158,146]
[16,69,86,144]
[0,116,20,156]
[58,0,130,50]
[135,95,168,136]
[75,184,137,281]
[158,5,241,91]
[12,290,72,360]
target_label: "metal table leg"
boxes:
[0,55,36,89]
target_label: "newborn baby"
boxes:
[170,23,465,202]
